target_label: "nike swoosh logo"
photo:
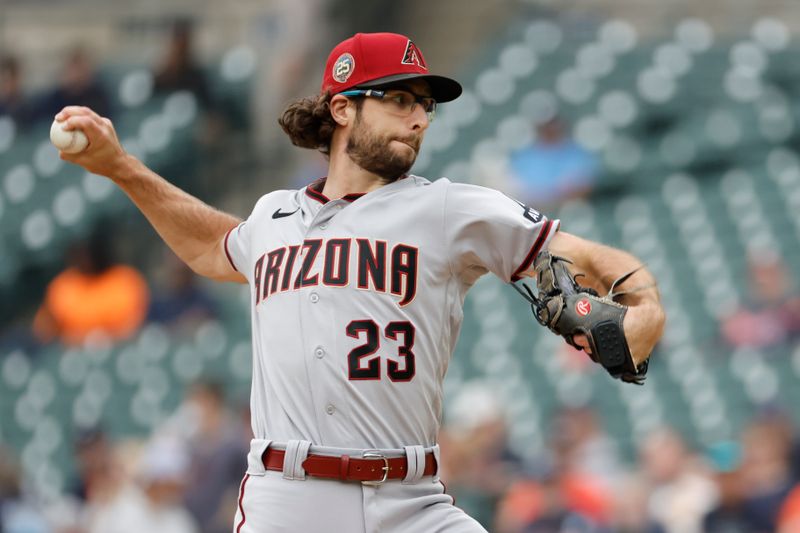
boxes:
[272,208,300,219]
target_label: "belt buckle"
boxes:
[361,450,389,486]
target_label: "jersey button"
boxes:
[314,347,325,359]
[309,292,319,303]
[319,222,328,229]
[325,404,336,415]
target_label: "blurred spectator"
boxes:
[89,436,198,533]
[0,446,19,504]
[153,20,213,110]
[747,407,800,482]
[779,484,800,533]
[638,427,717,533]
[495,470,612,532]
[494,407,617,532]
[0,447,50,533]
[439,381,521,529]
[68,427,126,505]
[508,115,599,209]
[0,445,49,533]
[39,46,111,121]
[33,227,150,346]
[0,54,32,126]
[494,476,543,533]
[704,469,749,532]
[720,250,800,350]
[549,406,622,490]
[737,417,796,532]
[60,427,129,532]
[151,19,230,199]
[0,312,40,354]
[610,474,664,533]
[148,250,217,334]
[178,380,247,533]
[702,440,748,532]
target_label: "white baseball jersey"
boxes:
[224,175,559,450]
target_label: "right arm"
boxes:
[55,106,245,283]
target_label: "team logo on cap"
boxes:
[401,40,427,70]
[333,53,355,83]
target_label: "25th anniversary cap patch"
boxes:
[333,53,355,83]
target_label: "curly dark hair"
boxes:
[278,92,362,156]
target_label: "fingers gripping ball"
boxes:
[50,118,89,154]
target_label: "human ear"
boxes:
[329,95,351,127]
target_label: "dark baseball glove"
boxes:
[512,251,651,384]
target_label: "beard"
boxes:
[346,112,420,182]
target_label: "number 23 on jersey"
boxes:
[346,320,416,381]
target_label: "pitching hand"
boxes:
[54,106,129,179]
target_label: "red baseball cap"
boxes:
[321,32,462,103]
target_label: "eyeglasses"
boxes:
[339,88,437,122]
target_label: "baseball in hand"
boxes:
[50,118,89,154]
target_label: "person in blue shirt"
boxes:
[509,115,599,208]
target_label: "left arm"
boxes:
[543,230,666,365]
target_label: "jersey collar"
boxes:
[303,175,413,205]
[304,177,366,205]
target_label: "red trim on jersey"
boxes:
[305,182,329,204]
[303,177,371,204]
[224,224,240,272]
[343,192,366,201]
[441,479,457,506]
[235,474,250,533]
[510,219,554,282]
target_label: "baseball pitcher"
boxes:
[55,32,665,532]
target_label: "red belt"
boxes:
[262,448,437,484]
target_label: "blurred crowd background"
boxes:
[3,0,800,531]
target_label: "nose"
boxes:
[408,104,430,132]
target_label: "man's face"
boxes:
[345,79,432,182]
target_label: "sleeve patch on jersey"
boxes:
[506,194,544,224]
[511,219,554,282]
